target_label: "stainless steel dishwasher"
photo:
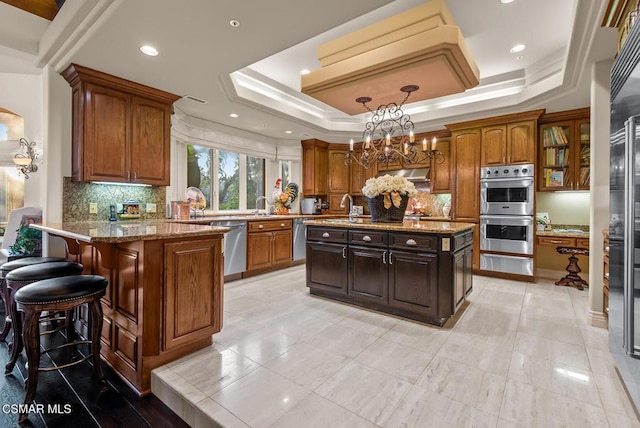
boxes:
[210,221,247,276]
[292,217,310,261]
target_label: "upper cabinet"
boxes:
[481,121,537,166]
[301,139,329,196]
[62,64,179,186]
[328,147,350,213]
[538,108,590,191]
[430,136,451,194]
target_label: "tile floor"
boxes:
[152,265,640,427]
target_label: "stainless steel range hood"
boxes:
[377,167,430,182]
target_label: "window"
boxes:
[279,160,291,190]
[187,144,265,212]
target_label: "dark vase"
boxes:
[367,193,409,223]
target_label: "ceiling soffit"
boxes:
[301,0,480,115]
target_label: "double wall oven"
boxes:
[479,164,535,276]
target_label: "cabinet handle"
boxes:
[342,246,346,259]
[322,232,330,238]
[362,235,372,242]
[133,171,137,182]
[605,272,610,279]
[548,240,564,244]
[605,246,610,252]
[406,239,417,246]
[281,223,285,227]
[382,251,387,264]
[127,171,130,181]
[389,251,393,264]
[258,225,264,229]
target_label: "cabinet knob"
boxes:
[362,235,372,242]
[406,239,417,246]
[258,224,264,229]
[322,232,330,238]
[281,223,285,227]
[605,246,610,252]
[605,272,610,279]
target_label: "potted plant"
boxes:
[9,226,42,258]
[362,175,418,222]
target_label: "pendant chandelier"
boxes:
[344,85,444,169]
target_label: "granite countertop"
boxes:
[536,224,589,239]
[171,214,343,224]
[31,220,229,244]
[303,218,474,234]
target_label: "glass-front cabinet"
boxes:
[538,109,590,191]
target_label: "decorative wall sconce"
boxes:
[14,138,41,179]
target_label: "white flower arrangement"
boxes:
[362,175,418,198]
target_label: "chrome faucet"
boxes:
[255,196,268,216]
[340,193,356,222]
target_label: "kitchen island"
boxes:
[304,219,475,326]
[31,220,228,395]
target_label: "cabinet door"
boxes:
[247,232,272,271]
[430,138,451,193]
[452,129,481,222]
[272,229,292,265]
[507,121,536,164]
[84,83,130,182]
[164,239,220,351]
[306,241,348,294]
[131,96,171,186]
[539,121,572,191]
[388,250,437,316]
[349,150,366,195]
[453,250,465,311]
[481,126,506,166]
[348,246,388,304]
[464,244,473,296]
[328,193,348,214]
[302,140,328,196]
[328,149,350,194]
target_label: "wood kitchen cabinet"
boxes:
[62,63,179,186]
[430,137,451,193]
[449,128,481,223]
[246,219,292,272]
[349,148,378,196]
[328,147,350,213]
[302,139,329,196]
[481,121,537,166]
[348,229,389,304]
[306,227,348,294]
[538,108,590,191]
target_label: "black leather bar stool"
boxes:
[15,275,108,423]
[0,257,68,342]
[4,261,83,374]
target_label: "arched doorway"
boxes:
[0,108,26,237]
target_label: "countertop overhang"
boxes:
[303,218,474,234]
[31,220,229,244]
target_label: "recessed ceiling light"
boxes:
[140,45,158,56]
[229,113,239,118]
[500,0,515,4]
[516,55,524,60]
[510,44,526,53]
[285,130,293,134]
[300,69,310,75]
[229,19,240,28]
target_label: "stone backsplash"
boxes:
[63,177,166,222]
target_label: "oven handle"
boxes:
[479,215,534,224]
[480,177,534,184]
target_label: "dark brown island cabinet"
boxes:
[305,221,474,326]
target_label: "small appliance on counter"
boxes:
[119,200,141,220]
[301,198,317,215]
[170,201,190,220]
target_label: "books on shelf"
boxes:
[580,167,590,187]
[545,146,568,165]
[543,126,569,147]
[545,169,565,187]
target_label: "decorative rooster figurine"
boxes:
[272,178,299,214]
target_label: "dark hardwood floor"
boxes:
[0,308,189,427]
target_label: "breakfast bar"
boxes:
[304,219,475,326]
[30,221,228,395]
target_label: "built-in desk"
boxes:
[31,221,228,395]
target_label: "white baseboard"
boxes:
[587,310,608,329]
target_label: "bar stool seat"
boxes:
[0,257,68,342]
[555,246,589,290]
[15,275,108,423]
[4,262,83,375]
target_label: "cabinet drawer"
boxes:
[349,230,388,247]
[248,219,292,232]
[307,226,348,243]
[452,231,473,252]
[576,238,589,249]
[537,236,576,247]
[389,233,438,252]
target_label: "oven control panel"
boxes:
[480,163,534,179]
